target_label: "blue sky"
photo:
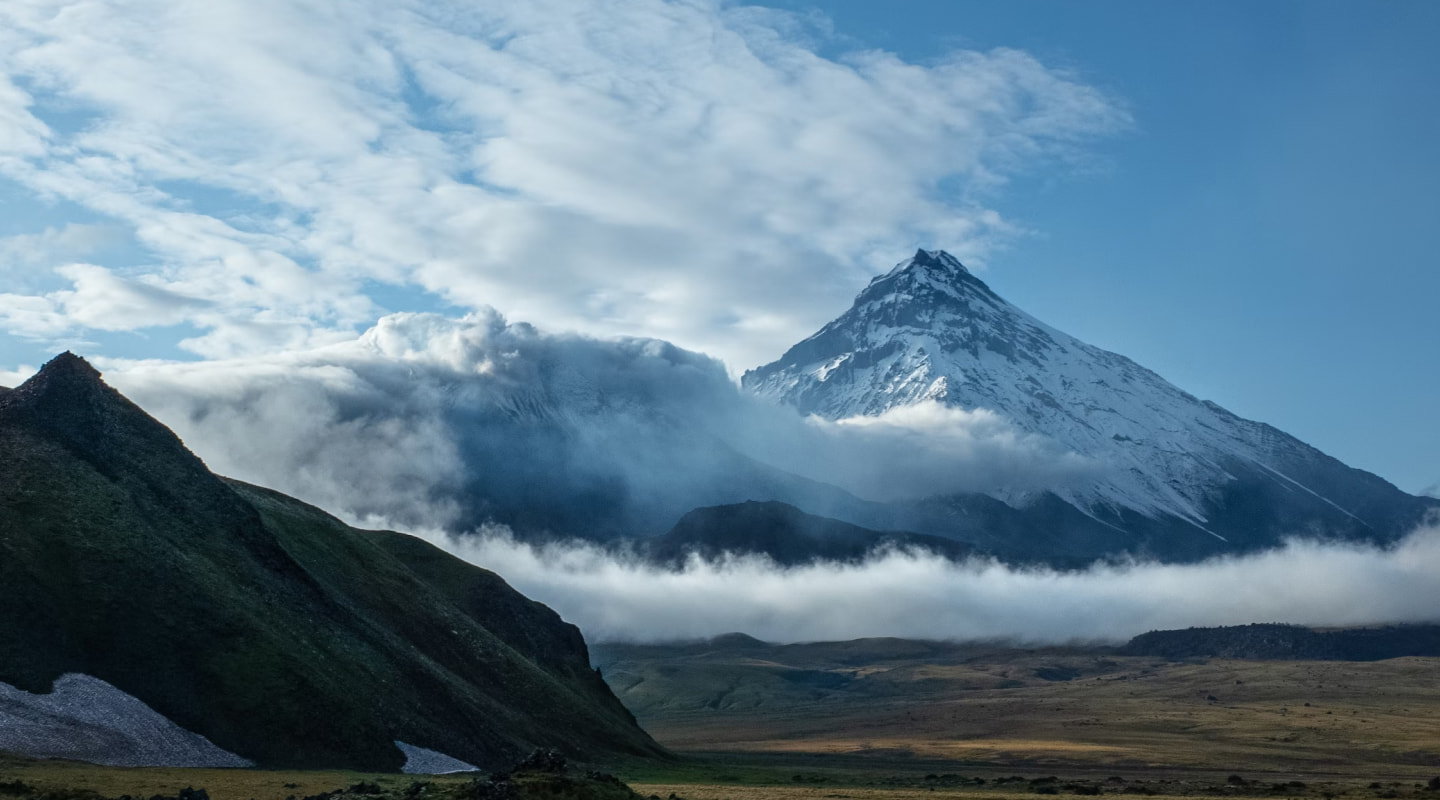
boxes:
[0,0,1434,494]
[788,0,1440,495]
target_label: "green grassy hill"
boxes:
[0,353,664,771]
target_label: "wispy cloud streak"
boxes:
[0,0,1128,367]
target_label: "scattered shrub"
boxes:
[515,750,567,775]
[457,775,517,800]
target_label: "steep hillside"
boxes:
[0,353,663,771]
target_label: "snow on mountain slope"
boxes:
[743,250,1420,542]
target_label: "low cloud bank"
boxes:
[740,401,1100,502]
[431,523,1440,644]
[101,311,1097,536]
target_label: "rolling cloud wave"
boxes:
[434,522,1440,644]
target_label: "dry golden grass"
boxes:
[630,786,1057,800]
[737,738,1134,759]
[625,785,1405,800]
[615,651,1440,779]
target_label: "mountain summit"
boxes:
[744,250,1434,557]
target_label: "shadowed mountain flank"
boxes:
[0,353,664,771]
[644,500,973,566]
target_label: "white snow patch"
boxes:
[0,674,252,767]
[396,741,479,774]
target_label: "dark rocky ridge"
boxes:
[0,353,664,770]
[1123,623,1440,661]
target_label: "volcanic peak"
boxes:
[857,248,1005,313]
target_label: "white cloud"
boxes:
[106,310,742,533]
[0,0,1128,369]
[744,401,1100,502]
[0,223,123,273]
[0,293,69,339]
[0,364,39,387]
[434,523,1440,644]
[53,263,209,329]
[0,71,49,161]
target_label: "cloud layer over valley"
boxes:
[440,523,1440,644]
[65,314,1440,646]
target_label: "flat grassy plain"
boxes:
[595,639,1440,783]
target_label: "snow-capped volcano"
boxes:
[744,249,1432,552]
